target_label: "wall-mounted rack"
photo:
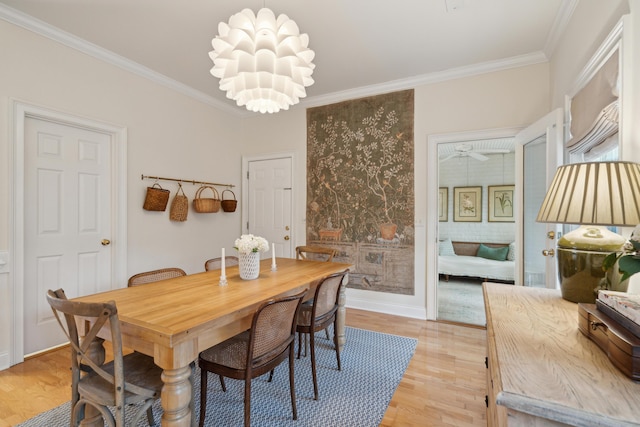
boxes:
[141,174,234,188]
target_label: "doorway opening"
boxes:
[437,137,516,325]
[428,128,519,326]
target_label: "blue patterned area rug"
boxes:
[17,327,417,427]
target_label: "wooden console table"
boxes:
[483,282,640,426]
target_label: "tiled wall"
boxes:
[438,153,516,244]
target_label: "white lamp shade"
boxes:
[537,161,640,226]
[210,8,315,114]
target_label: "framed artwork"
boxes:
[453,186,482,222]
[489,185,515,222]
[438,187,448,222]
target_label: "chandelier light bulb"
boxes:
[209,8,315,114]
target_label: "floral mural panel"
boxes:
[306,90,415,295]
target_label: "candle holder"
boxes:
[271,262,277,272]
[219,275,228,286]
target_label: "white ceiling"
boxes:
[438,137,516,160]
[0,0,575,116]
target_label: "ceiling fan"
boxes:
[439,143,510,162]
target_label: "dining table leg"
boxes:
[160,365,193,426]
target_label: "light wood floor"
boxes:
[0,309,487,427]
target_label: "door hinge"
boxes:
[247,171,249,179]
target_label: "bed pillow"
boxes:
[477,244,508,261]
[439,238,456,256]
[507,242,516,261]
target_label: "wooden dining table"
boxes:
[72,257,351,426]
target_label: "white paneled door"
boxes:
[247,157,293,259]
[24,117,113,355]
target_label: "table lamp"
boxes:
[536,161,640,303]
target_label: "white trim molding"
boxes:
[345,293,427,320]
[301,52,548,110]
[0,2,555,118]
[0,3,240,116]
[427,127,521,320]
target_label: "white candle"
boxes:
[271,243,277,271]
[221,247,226,277]
[219,247,228,286]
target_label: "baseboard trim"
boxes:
[346,297,427,320]
[0,351,9,370]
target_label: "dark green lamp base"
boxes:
[557,248,626,303]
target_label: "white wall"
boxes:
[548,0,638,290]
[1,0,636,368]
[0,20,246,368]
[242,64,551,319]
[439,153,516,244]
[244,0,639,316]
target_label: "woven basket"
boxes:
[221,189,238,212]
[193,185,221,213]
[143,183,170,211]
[169,184,188,221]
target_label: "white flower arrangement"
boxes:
[234,234,269,254]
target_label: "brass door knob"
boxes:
[541,248,554,257]
[284,236,290,241]
[101,239,111,246]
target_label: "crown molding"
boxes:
[0,3,243,116]
[301,51,549,109]
[1,3,550,118]
[543,0,579,59]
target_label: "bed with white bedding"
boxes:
[438,240,515,282]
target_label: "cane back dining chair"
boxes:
[296,271,347,400]
[127,267,186,287]
[204,256,239,271]
[296,245,337,342]
[295,245,336,262]
[198,290,307,427]
[46,288,163,427]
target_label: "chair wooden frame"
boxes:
[295,245,336,262]
[46,288,163,427]
[204,256,239,271]
[296,245,337,342]
[296,271,346,400]
[198,290,307,427]
[127,267,186,287]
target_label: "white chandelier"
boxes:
[209,8,315,114]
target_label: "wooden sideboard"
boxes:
[483,282,640,426]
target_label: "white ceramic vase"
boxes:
[239,252,260,280]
